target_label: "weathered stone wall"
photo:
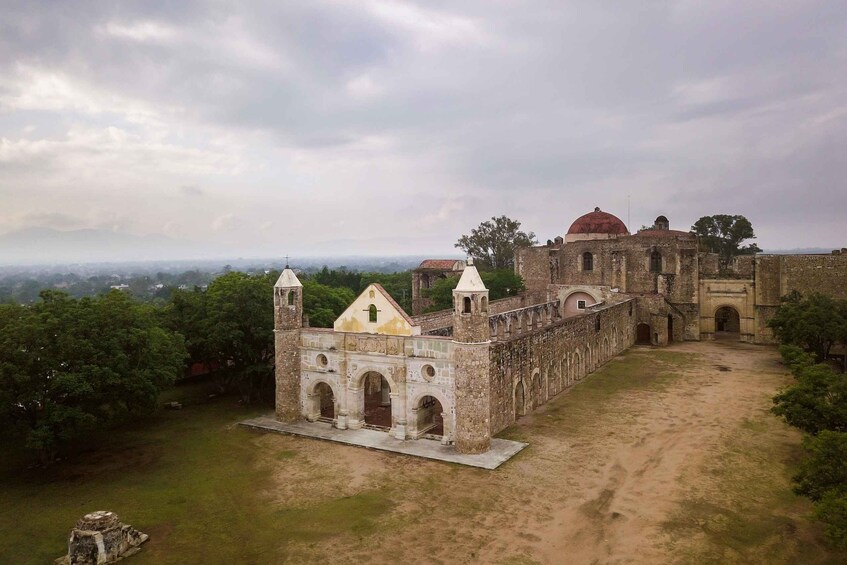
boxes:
[488,299,636,435]
[778,254,847,299]
[546,234,699,303]
[275,329,301,422]
[699,253,755,278]
[750,253,847,343]
[753,255,782,306]
[516,246,555,293]
[454,342,491,453]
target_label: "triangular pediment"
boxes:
[333,284,420,336]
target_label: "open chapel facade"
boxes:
[274,208,847,455]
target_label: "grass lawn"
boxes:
[1,344,844,564]
[0,385,391,564]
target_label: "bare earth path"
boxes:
[252,341,838,564]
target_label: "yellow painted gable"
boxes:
[333,284,421,336]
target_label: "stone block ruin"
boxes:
[55,511,148,564]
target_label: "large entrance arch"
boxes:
[715,306,741,339]
[362,371,392,430]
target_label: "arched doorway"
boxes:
[416,396,444,438]
[363,371,392,430]
[715,306,741,339]
[667,315,674,343]
[515,380,526,419]
[531,371,542,408]
[636,323,651,344]
[315,382,335,421]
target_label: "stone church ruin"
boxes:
[273,208,847,455]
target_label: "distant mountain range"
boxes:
[0,227,216,265]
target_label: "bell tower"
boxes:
[451,258,492,453]
[274,265,302,422]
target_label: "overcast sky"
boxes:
[1,1,845,260]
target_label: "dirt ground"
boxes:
[254,341,840,564]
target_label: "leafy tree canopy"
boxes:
[768,292,847,362]
[0,291,186,463]
[302,280,356,328]
[423,270,526,313]
[691,214,762,272]
[455,216,537,270]
[772,358,847,434]
[793,431,847,548]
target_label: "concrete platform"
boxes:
[240,415,527,470]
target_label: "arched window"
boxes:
[288,290,295,305]
[463,296,472,314]
[368,304,377,323]
[582,252,593,272]
[480,296,488,312]
[650,250,662,273]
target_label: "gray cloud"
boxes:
[0,0,845,260]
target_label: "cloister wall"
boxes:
[488,299,636,435]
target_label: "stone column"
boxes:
[347,386,363,429]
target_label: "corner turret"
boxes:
[452,257,490,343]
[274,266,302,422]
[451,257,491,454]
[274,267,303,330]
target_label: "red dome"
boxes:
[567,207,629,235]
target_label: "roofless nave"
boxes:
[271,208,847,455]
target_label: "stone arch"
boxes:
[714,305,741,337]
[305,378,340,422]
[351,366,399,393]
[350,367,400,432]
[409,389,452,441]
[531,368,542,408]
[603,336,610,363]
[561,287,603,317]
[514,379,527,419]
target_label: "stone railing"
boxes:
[488,300,561,341]
[414,291,552,337]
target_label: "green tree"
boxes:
[302,280,356,328]
[359,271,413,313]
[691,214,762,273]
[455,216,537,270]
[203,272,276,403]
[769,292,847,361]
[423,270,526,312]
[772,360,847,434]
[0,291,185,463]
[165,286,214,376]
[793,431,847,548]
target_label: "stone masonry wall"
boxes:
[488,299,636,435]
[516,246,554,293]
[275,329,301,421]
[753,253,847,343]
[454,342,491,453]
